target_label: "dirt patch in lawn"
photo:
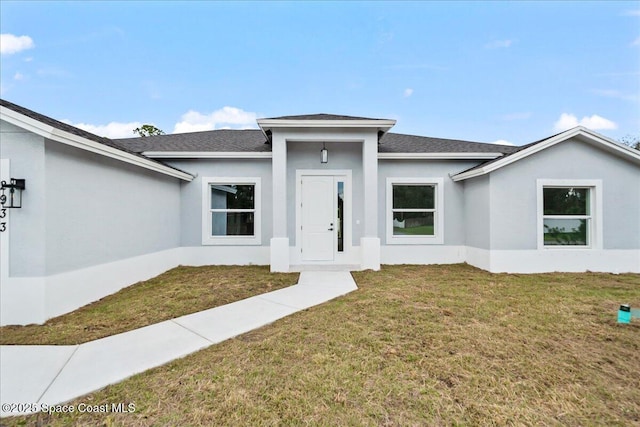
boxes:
[0,265,298,345]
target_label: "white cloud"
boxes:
[66,120,144,139]
[484,39,514,49]
[553,113,618,132]
[173,107,258,134]
[13,72,24,81]
[0,34,34,55]
[403,88,414,98]
[623,9,640,16]
[490,139,515,146]
[632,36,640,47]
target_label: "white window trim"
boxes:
[201,177,261,246]
[536,179,602,250]
[386,177,444,245]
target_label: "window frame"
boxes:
[386,177,444,245]
[536,179,602,250]
[201,177,261,246]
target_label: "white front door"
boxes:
[301,175,335,261]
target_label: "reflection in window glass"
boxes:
[392,184,436,236]
[210,184,255,237]
[542,187,591,246]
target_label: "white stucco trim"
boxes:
[181,246,270,266]
[385,177,445,245]
[379,152,503,160]
[1,106,194,181]
[381,245,466,265]
[452,126,640,181]
[257,118,396,131]
[270,238,290,272]
[536,179,603,250]
[0,246,275,326]
[201,177,262,246]
[142,151,272,159]
[0,248,182,326]
[466,246,639,273]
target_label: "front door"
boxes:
[301,175,336,261]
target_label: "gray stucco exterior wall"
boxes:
[378,160,479,245]
[43,140,182,275]
[286,141,364,246]
[488,138,640,250]
[166,158,273,247]
[463,174,491,250]
[1,120,47,276]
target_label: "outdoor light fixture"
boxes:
[321,142,328,164]
[0,178,26,209]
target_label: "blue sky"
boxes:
[1,1,639,146]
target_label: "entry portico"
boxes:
[257,115,396,272]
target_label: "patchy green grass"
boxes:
[0,265,298,345]
[4,264,640,426]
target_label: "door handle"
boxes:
[328,227,334,231]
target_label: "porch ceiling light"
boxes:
[1,178,26,208]
[321,142,328,164]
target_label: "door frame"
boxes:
[295,169,352,264]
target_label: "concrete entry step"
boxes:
[289,264,361,272]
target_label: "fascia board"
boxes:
[143,151,273,159]
[257,118,397,130]
[1,107,194,181]
[378,152,503,160]
[452,126,640,182]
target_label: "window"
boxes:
[386,178,444,244]
[537,180,602,249]
[202,177,261,245]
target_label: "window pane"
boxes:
[543,187,589,215]
[393,185,435,209]
[211,185,254,210]
[543,218,588,246]
[212,212,254,236]
[393,212,434,236]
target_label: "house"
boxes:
[1,99,639,326]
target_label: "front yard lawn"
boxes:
[0,265,298,345]
[4,264,640,426]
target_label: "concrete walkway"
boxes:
[0,271,357,417]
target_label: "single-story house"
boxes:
[1,99,639,325]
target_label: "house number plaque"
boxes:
[0,193,7,232]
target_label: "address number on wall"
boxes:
[0,195,7,232]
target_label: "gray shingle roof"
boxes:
[0,99,192,176]
[115,129,520,155]
[2,98,520,159]
[115,129,270,152]
[264,113,388,121]
[379,133,519,154]
[0,99,144,156]
[451,131,565,176]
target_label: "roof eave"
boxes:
[452,126,640,182]
[1,105,194,182]
[379,152,504,160]
[257,118,397,133]
[143,151,272,159]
